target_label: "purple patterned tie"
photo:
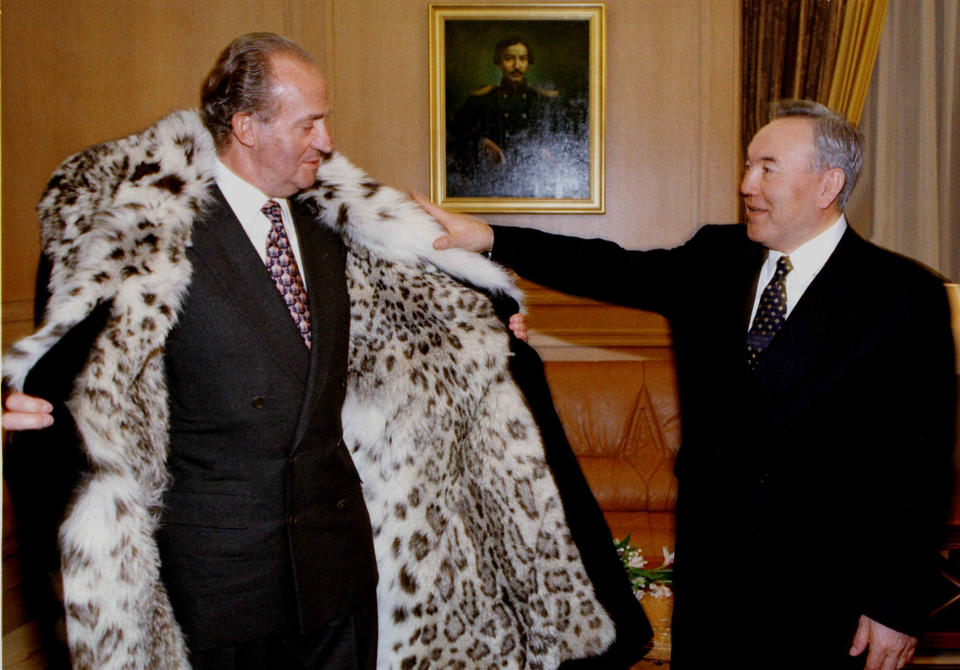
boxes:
[262,200,311,348]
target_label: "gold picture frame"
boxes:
[429,3,606,213]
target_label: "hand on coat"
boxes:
[410,192,495,254]
[410,193,525,341]
[849,614,916,670]
[2,391,54,431]
[509,313,529,342]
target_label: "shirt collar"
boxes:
[214,159,291,225]
[764,214,847,282]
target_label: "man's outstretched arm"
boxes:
[412,192,494,253]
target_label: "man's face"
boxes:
[247,54,333,198]
[740,117,828,253]
[497,43,529,84]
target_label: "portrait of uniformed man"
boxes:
[446,34,589,199]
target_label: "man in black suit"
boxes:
[417,99,957,670]
[4,33,380,669]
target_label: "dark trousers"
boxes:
[189,595,378,670]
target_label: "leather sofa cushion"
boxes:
[543,359,681,556]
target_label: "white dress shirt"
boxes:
[214,160,308,288]
[748,214,847,328]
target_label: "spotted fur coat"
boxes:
[3,110,614,669]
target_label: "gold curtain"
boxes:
[826,0,889,124]
[741,0,889,153]
[741,0,847,155]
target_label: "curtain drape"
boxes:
[826,0,889,124]
[846,0,960,282]
[741,0,890,146]
[741,0,847,156]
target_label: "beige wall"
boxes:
[1,0,741,355]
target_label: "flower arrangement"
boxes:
[615,535,674,600]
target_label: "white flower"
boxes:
[649,583,673,599]
[615,536,674,599]
[661,547,675,566]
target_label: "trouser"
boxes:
[189,595,378,670]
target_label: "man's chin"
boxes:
[289,173,318,193]
[744,219,767,243]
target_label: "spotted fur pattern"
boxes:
[300,163,613,669]
[2,110,213,669]
[3,111,614,669]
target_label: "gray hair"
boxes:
[201,33,318,151]
[770,99,864,209]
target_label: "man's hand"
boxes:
[849,614,916,670]
[410,192,495,254]
[508,313,529,342]
[2,391,54,431]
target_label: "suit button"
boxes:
[336,499,347,510]
[251,396,265,409]
[288,515,298,526]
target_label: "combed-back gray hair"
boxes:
[771,99,864,209]
[201,32,318,151]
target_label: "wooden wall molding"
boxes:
[520,280,673,355]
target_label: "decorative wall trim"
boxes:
[2,300,36,347]
[2,300,34,324]
[520,281,673,351]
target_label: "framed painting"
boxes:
[429,3,605,213]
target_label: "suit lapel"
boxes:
[289,200,350,447]
[191,187,310,386]
[740,254,766,337]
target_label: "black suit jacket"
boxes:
[157,188,377,651]
[491,223,956,668]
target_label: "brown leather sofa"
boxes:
[542,359,680,570]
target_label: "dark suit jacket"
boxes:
[491,223,956,668]
[157,188,377,651]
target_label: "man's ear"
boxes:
[231,112,257,148]
[817,167,845,208]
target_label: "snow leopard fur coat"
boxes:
[3,110,614,669]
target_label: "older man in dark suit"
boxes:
[419,99,956,670]
[156,35,381,667]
